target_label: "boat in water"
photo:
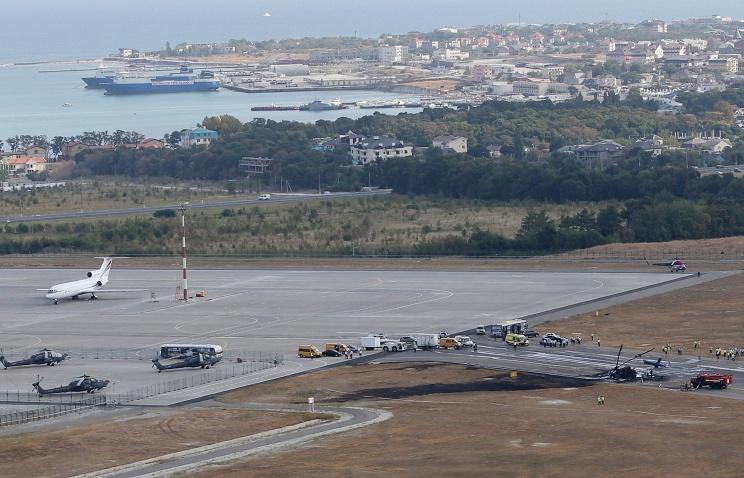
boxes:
[299,99,346,111]
[102,66,220,95]
[82,71,117,89]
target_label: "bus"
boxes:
[159,344,224,360]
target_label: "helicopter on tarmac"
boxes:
[32,374,110,396]
[0,349,68,369]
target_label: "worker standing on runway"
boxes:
[597,339,601,347]
[473,344,478,353]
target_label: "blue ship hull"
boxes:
[82,76,115,88]
[103,81,220,95]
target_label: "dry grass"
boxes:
[0,408,311,478]
[562,236,744,260]
[200,362,744,478]
[542,272,744,353]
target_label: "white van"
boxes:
[258,193,271,200]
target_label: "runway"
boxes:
[0,268,689,402]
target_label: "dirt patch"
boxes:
[542,273,744,353]
[334,372,590,402]
[0,407,312,478]
[199,362,744,478]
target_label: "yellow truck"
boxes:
[298,345,322,358]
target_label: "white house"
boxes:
[378,45,409,65]
[349,136,412,165]
[432,135,468,154]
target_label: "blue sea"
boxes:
[0,0,741,139]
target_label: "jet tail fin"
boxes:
[0,356,10,368]
[97,257,113,283]
[151,359,164,371]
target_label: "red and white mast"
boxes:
[180,202,189,301]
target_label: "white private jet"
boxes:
[39,257,145,304]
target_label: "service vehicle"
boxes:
[398,336,416,345]
[325,343,351,353]
[541,333,568,346]
[454,335,475,347]
[258,193,271,200]
[505,333,529,346]
[382,340,407,352]
[438,337,462,349]
[361,336,382,350]
[690,373,733,389]
[298,345,322,358]
[322,349,343,357]
[409,333,439,349]
[475,325,486,335]
[491,319,529,339]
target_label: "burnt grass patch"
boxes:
[333,371,592,402]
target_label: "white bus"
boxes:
[159,344,224,360]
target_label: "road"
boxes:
[0,190,391,224]
[74,403,391,478]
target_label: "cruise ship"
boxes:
[102,66,220,95]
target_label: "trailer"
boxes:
[690,373,733,389]
[490,320,529,340]
[361,336,382,351]
[408,333,439,349]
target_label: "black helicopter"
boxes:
[608,345,656,381]
[0,349,68,369]
[152,352,221,372]
[32,374,110,396]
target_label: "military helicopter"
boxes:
[608,345,655,381]
[0,348,68,369]
[152,351,221,373]
[32,374,110,396]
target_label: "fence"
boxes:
[0,395,105,427]
[0,355,283,427]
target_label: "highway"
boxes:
[0,190,391,224]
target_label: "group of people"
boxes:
[712,347,740,361]
[661,343,683,355]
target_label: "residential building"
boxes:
[24,145,49,158]
[639,19,668,33]
[633,135,664,156]
[708,57,739,73]
[349,135,413,165]
[433,48,469,61]
[471,64,494,82]
[179,128,219,148]
[683,137,732,154]
[432,135,468,154]
[0,156,47,177]
[572,140,626,166]
[378,45,409,65]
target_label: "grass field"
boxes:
[200,362,744,478]
[0,407,315,478]
[541,272,744,354]
[1,193,607,255]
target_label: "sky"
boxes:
[1,1,744,62]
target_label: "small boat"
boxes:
[62,102,72,107]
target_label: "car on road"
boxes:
[258,193,271,200]
[475,325,486,335]
[382,340,407,352]
[438,337,462,349]
[322,349,343,357]
[398,336,416,345]
[542,333,569,346]
[454,335,474,347]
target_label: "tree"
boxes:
[51,136,65,158]
[165,131,182,148]
[597,205,622,237]
[6,136,19,151]
[202,115,242,137]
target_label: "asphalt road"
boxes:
[75,403,390,478]
[0,190,391,224]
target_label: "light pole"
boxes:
[179,202,189,301]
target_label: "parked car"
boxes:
[475,325,486,335]
[439,331,448,338]
[541,333,568,346]
[505,333,529,346]
[454,335,474,347]
[398,336,416,345]
[322,349,343,357]
[438,337,462,349]
[258,193,271,200]
[298,345,322,358]
[382,340,407,352]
